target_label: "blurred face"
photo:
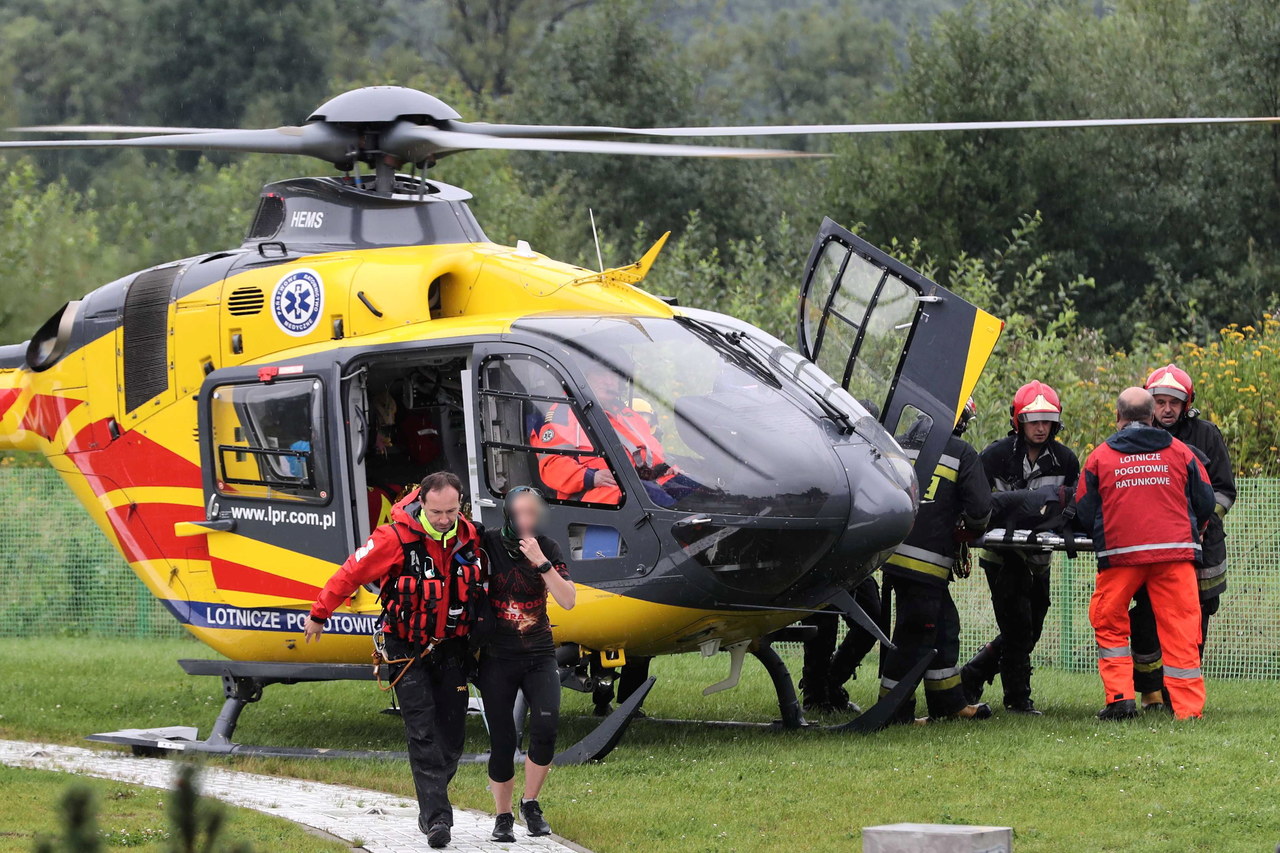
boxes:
[510,491,545,537]
[421,486,461,533]
[1021,419,1054,447]
[586,363,626,408]
[1153,394,1185,427]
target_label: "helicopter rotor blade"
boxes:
[7,124,240,135]
[381,124,822,161]
[0,124,354,162]
[447,114,1280,140]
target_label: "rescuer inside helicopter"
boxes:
[304,471,484,850]
[532,348,703,507]
[477,486,576,842]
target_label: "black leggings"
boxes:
[477,653,561,782]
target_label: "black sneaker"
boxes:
[1004,699,1043,716]
[1097,699,1139,721]
[492,812,516,843]
[521,799,552,837]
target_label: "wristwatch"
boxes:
[536,560,554,575]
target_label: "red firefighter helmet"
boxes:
[1144,363,1195,407]
[1010,381,1062,433]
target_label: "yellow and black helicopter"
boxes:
[0,87,1270,760]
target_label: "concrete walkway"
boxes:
[0,739,586,853]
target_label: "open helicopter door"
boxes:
[189,362,359,622]
[798,218,1003,482]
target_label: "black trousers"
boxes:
[478,652,561,782]
[590,656,652,708]
[975,555,1050,705]
[800,576,880,698]
[387,636,470,828]
[1130,589,1218,694]
[882,574,965,719]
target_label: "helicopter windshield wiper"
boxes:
[724,326,857,435]
[675,317,781,389]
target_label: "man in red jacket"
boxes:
[1075,388,1215,721]
[304,471,483,849]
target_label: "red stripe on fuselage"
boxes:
[20,394,83,441]
[68,420,201,490]
[211,556,324,601]
[103,501,207,565]
[0,388,20,421]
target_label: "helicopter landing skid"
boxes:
[85,658,647,765]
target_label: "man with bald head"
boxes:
[1075,387,1215,720]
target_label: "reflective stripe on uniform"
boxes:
[887,544,954,580]
[1097,644,1131,659]
[1097,542,1200,558]
[1214,491,1234,512]
[924,666,962,690]
[1165,666,1203,680]
[933,454,961,483]
[1133,650,1163,673]
[1196,560,1226,581]
[1027,474,1066,490]
[879,676,897,697]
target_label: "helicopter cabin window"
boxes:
[210,378,329,504]
[806,239,920,415]
[477,354,621,507]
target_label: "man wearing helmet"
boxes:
[1130,364,1235,712]
[880,398,995,723]
[961,381,1080,715]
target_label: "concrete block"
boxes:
[863,822,1012,853]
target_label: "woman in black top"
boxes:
[478,486,576,842]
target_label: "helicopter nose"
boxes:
[829,441,917,572]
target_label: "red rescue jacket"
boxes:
[531,403,677,504]
[310,488,483,643]
[1074,424,1214,569]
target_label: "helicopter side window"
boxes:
[210,378,329,504]
[477,354,620,507]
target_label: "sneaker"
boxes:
[492,812,516,843]
[521,799,552,837]
[1097,699,1139,721]
[1004,698,1043,716]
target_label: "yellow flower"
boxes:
[1244,325,1256,333]
[1226,360,1238,365]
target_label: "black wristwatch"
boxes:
[536,560,554,575]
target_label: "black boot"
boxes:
[1004,697,1043,716]
[1097,699,1139,721]
[419,815,451,848]
[1000,659,1036,714]
[961,643,1000,704]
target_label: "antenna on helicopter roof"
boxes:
[589,208,604,273]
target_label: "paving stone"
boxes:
[0,739,585,852]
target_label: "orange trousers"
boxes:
[1089,560,1204,719]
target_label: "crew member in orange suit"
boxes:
[1074,387,1215,721]
[532,350,700,507]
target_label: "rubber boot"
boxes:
[960,642,1000,704]
[1000,660,1037,713]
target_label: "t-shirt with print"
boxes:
[481,531,571,658]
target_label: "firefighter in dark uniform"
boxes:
[797,580,880,713]
[882,399,994,723]
[1130,364,1235,712]
[961,381,1080,715]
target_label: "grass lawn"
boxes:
[0,763,348,852]
[0,637,1277,852]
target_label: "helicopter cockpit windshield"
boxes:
[510,315,876,518]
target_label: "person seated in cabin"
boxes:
[530,348,701,507]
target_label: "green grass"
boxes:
[0,764,348,852]
[1,637,1278,852]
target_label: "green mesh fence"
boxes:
[0,467,183,639]
[2,468,1278,677]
